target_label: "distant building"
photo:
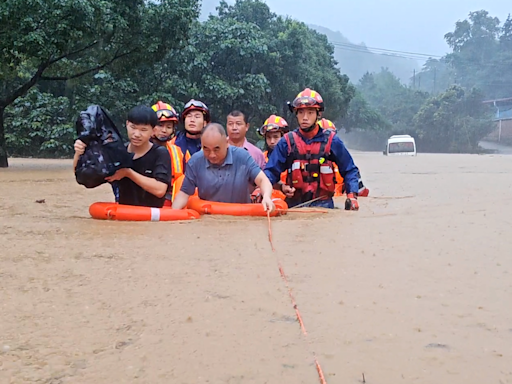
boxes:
[483,97,512,142]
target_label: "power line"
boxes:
[329,40,443,60]
[332,41,443,58]
[331,44,427,60]
[331,45,429,61]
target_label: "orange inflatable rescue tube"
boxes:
[89,202,200,221]
[187,196,288,217]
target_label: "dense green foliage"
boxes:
[413,86,493,152]
[0,0,200,165]
[349,10,506,152]
[413,10,512,99]
[354,68,494,152]
[0,0,355,164]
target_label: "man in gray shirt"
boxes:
[172,123,275,212]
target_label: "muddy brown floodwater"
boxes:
[1,153,512,384]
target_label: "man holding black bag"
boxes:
[73,105,172,208]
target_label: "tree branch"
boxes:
[0,63,48,108]
[48,40,99,65]
[0,41,101,108]
[40,49,136,81]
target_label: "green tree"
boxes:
[5,88,73,157]
[413,85,494,152]
[0,0,199,167]
[357,69,428,133]
[1,0,361,159]
[444,10,501,96]
[500,14,512,46]
[341,91,391,132]
[163,0,355,141]
[267,18,355,123]
[486,14,512,98]
[444,10,500,52]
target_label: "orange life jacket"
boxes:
[332,165,369,197]
[171,174,199,202]
[284,130,337,199]
[164,142,185,202]
[170,137,192,163]
[333,164,344,196]
[166,142,184,181]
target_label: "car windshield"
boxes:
[389,141,415,153]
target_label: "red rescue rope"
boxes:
[266,212,328,384]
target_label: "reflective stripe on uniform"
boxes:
[169,145,183,176]
[291,162,301,171]
[320,165,333,174]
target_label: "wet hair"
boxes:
[227,110,247,124]
[127,105,158,128]
[202,123,227,137]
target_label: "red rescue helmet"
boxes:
[318,118,337,133]
[181,99,211,123]
[288,88,325,113]
[258,115,289,136]
[151,101,179,123]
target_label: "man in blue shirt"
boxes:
[172,99,210,163]
[264,88,361,210]
[172,123,275,212]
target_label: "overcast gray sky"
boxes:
[203,0,511,57]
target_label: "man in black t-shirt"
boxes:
[73,105,172,208]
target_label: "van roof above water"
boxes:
[389,134,413,139]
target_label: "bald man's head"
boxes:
[202,123,226,137]
[201,123,229,165]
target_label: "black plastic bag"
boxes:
[74,105,133,188]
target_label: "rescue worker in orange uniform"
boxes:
[260,115,289,162]
[151,101,185,207]
[317,118,370,197]
[255,115,290,201]
[264,88,361,210]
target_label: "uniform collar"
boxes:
[177,130,200,143]
[297,127,326,142]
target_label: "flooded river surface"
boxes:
[1,153,511,383]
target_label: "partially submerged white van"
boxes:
[383,135,417,156]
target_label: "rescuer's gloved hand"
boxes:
[344,193,359,211]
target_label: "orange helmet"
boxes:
[151,101,178,123]
[258,115,289,136]
[318,118,337,133]
[288,88,325,113]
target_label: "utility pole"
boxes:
[413,69,416,88]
